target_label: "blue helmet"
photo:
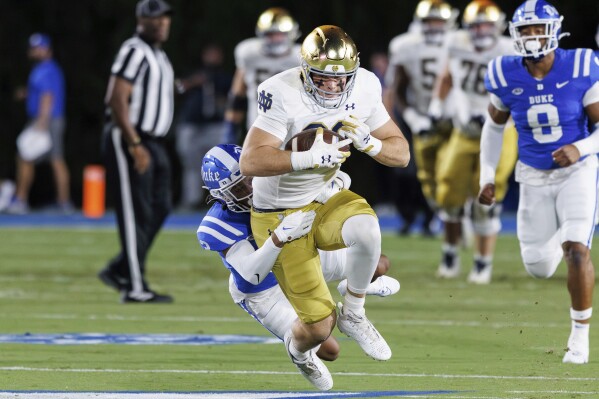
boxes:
[509,0,566,59]
[201,144,252,213]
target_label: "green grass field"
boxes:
[0,226,598,398]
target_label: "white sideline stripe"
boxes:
[0,394,519,399]
[0,313,567,328]
[2,367,598,381]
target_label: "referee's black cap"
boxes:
[136,0,173,18]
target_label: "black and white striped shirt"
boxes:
[109,36,174,137]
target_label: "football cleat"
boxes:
[98,268,129,292]
[436,252,460,279]
[337,276,400,297]
[121,290,174,304]
[336,302,391,361]
[563,326,589,364]
[284,331,333,391]
[467,264,492,285]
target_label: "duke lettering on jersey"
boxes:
[485,48,599,170]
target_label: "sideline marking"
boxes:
[0,333,279,346]
[2,367,598,381]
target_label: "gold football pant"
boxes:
[436,125,518,209]
[413,132,451,204]
[250,190,376,324]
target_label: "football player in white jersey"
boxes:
[223,7,301,144]
[240,25,410,390]
[197,144,400,372]
[384,0,458,235]
[479,0,599,364]
[429,0,518,284]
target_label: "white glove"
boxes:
[403,107,432,135]
[273,210,316,243]
[290,127,352,171]
[339,116,382,157]
[314,170,352,204]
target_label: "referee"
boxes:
[99,0,174,303]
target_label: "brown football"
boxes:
[284,128,350,152]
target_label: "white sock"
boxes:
[343,292,365,316]
[287,336,308,362]
[570,321,590,343]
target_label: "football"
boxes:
[284,128,350,152]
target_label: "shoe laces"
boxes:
[343,309,380,342]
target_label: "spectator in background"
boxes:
[174,44,231,211]
[6,33,71,215]
[98,0,175,303]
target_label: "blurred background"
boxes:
[1,0,598,210]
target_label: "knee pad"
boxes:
[438,206,463,223]
[472,202,502,236]
[522,247,562,279]
[342,214,381,249]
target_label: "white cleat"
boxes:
[563,333,589,364]
[336,302,391,361]
[436,262,460,279]
[337,276,400,297]
[284,332,333,391]
[467,265,492,285]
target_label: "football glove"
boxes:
[290,127,352,170]
[273,210,316,243]
[339,115,382,157]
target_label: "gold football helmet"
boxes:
[300,25,359,109]
[255,7,300,56]
[462,0,506,49]
[413,0,458,45]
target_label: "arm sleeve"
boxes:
[225,238,282,285]
[573,123,599,157]
[479,113,506,186]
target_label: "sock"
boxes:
[474,254,492,272]
[570,321,590,342]
[442,243,458,268]
[286,334,308,362]
[343,292,365,316]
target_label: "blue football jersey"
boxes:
[197,204,278,294]
[485,48,599,170]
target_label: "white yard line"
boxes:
[1,367,598,382]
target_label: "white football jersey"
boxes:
[251,67,391,209]
[234,38,301,128]
[445,31,514,127]
[386,31,447,115]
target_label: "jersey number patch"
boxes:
[527,103,563,143]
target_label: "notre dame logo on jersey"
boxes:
[258,90,273,113]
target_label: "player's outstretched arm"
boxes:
[224,210,316,285]
[478,104,510,206]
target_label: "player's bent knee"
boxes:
[374,254,390,279]
[343,214,381,249]
[563,241,590,267]
[523,253,562,279]
[316,336,340,361]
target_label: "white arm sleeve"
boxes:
[573,123,599,157]
[225,238,282,285]
[479,113,506,186]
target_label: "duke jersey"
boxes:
[197,203,278,294]
[386,31,446,115]
[234,38,301,128]
[485,48,599,170]
[251,67,391,209]
[445,31,514,126]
